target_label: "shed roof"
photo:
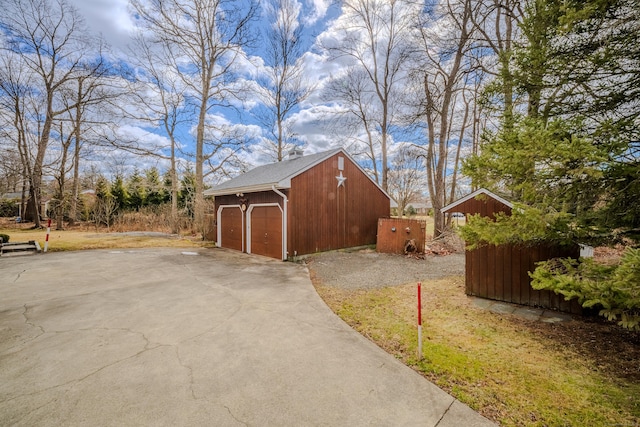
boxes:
[205,148,390,198]
[441,188,513,214]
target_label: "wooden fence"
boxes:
[466,242,583,314]
[376,218,427,254]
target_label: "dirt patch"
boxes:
[305,249,464,290]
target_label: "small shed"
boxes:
[205,148,391,260]
[442,188,582,314]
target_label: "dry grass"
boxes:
[0,225,210,252]
[314,276,640,426]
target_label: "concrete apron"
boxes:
[0,248,494,426]
[470,297,574,323]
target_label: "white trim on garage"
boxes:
[246,203,284,260]
[217,204,244,252]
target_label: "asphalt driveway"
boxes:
[0,248,494,426]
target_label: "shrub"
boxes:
[531,248,640,330]
[0,199,18,217]
[0,233,9,244]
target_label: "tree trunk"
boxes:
[194,85,208,237]
[68,79,83,226]
[170,144,179,235]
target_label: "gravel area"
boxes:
[305,249,465,290]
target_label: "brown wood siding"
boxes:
[466,243,582,314]
[376,218,427,254]
[450,197,512,219]
[249,205,283,259]
[288,153,389,256]
[219,206,243,251]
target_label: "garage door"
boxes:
[249,205,283,260]
[219,206,243,252]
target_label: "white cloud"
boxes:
[68,0,135,53]
[286,104,350,152]
[303,0,332,25]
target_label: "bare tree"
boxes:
[1,0,99,227]
[132,0,258,234]
[387,145,425,216]
[128,34,192,234]
[52,121,73,229]
[412,0,476,238]
[323,68,381,182]
[255,0,312,161]
[469,0,524,128]
[94,195,118,231]
[0,53,33,218]
[66,73,107,225]
[57,50,116,228]
[321,0,415,191]
[0,147,23,195]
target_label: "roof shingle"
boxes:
[204,149,342,196]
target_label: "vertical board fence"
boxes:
[467,243,583,314]
[376,218,427,254]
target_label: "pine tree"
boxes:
[465,0,640,245]
[145,167,165,206]
[179,170,197,218]
[111,175,129,210]
[95,176,111,200]
[127,170,146,210]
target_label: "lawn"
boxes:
[314,276,640,426]
[0,226,211,252]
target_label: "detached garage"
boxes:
[205,148,391,260]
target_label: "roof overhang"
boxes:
[204,183,290,197]
[441,188,513,213]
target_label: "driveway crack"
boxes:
[0,328,162,405]
[224,405,250,426]
[14,269,27,283]
[22,303,45,335]
[434,399,455,427]
[174,346,197,400]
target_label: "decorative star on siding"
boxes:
[336,171,347,187]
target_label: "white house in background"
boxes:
[406,201,433,215]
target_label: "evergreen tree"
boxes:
[179,169,197,218]
[162,170,174,204]
[111,175,129,210]
[127,169,146,210]
[95,176,111,200]
[145,167,165,206]
[465,0,640,245]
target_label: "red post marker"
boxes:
[417,282,423,360]
[44,218,51,253]
[417,282,422,325]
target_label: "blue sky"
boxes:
[59,0,470,199]
[65,0,354,174]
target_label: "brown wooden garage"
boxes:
[248,204,283,259]
[205,148,391,260]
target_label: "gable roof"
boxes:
[441,188,513,213]
[205,148,389,198]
